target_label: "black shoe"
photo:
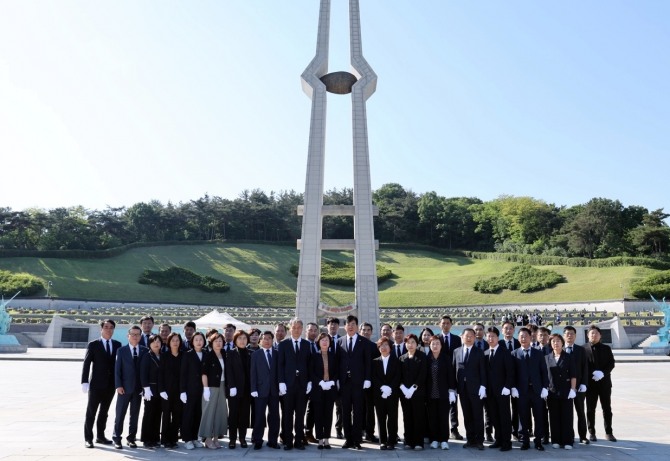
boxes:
[451,430,464,441]
[477,443,485,450]
[318,444,324,450]
[240,440,248,448]
[462,443,471,449]
[379,444,387,450]
[283,445,292,450]
[324,444,332,449]
[143,442,155,449]
[85,441,94,449]
[500,444,512,452]
[305,432,317,444]
[353,443,363,450]
[95,437,113,445]
[229,442,236,449]
[535,443,545,451]
[580,438,590,444]
[606,434,617,442]
[489,442,500,449]
[589,434,597,442]
[342,442,352,449]
[127,441,137,448]
[253,442,262,450]
[336,429,344,439]
[485,434,494,443]
[520,444,530,450]
[365,435,379,443]
[267,442,280,449]
[387,444,395,450]
[295,443,305,450]
[543,436,550,445]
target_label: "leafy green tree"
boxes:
[630,209,670,256]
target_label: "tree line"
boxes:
[1,184,668,259]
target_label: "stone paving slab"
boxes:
[0,353,668,460]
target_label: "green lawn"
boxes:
[0,243,656,307]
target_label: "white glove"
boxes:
[319,380,327,390]
[406,386,416,399]
[279,382,287,396]
[180,392,187,403]
[203,387,211,401]
[568,389,576,399]
[578,384,587,393]
[399,384,409,398]
[160,391,168,400]
[143,387,153,401]
[251,391,258,398]
[540,388,549,399]
[306,382,312,394]
[229,387,237,397]
[448,390,457,403]
[81,383,89,393]
[511,388,519,398]
[363,380,371,389]
[478,385,486,400]
[593,370,605,381]
[380,385,392,396]
[501,387,511,396]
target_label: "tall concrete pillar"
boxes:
[296,0,380,330]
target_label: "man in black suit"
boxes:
[359,322,379,443]
[563,325,589,444]
[439,315,463,440]
[484,326,514,451]
[453,327,487,450]
[326,317,344,439]
[223,323,236,352]
[337,314,372,450]
[181,320,196,351]
[500,321,520,440]
[112,325,148,449]
[473,323,489,351]
[278,318,312,450]
[81,319,122,448]
[303,321,319,444]
[138,315,154,348]
[510,327,549,451]
[391,324,406,358]
[583,325,617,442]
[158,323,171,353]
[251,331,281,450]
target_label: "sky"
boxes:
[1,0,668,213]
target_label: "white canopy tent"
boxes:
[193,309,251,332]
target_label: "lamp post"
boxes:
[45,281,53,298]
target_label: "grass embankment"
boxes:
[0,243,656,307]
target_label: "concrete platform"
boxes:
[0,348,668,460]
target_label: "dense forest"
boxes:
[1,183,669,259]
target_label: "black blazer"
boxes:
[399,350,428,398]
[499,337,521,353]
[180,349,204,396]
[566,343,589,388]
[201,350,226,388]
[337,335,372,386]
[371,354,401,399]
[453,346,487,394]
[158,351,182,395]
[545,351,576,398]
[511,347,549,397]
[485,346,515,395]
[583,341,615,387]
[440,332,461,355]
[250,347,279,398]
[140,352,161,394]
[226,347,252,396]
[391,342,407,359]
[309,350,338,396]
[81,338,122,390]
[425,351,457,398]
[474,339,489,351]
[277,337,312,388]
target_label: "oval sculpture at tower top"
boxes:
[320,71,358,94]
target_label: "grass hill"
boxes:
[0,243,657,307]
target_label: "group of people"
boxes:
[80,313,616,452]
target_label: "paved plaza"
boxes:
[0,349,668,461]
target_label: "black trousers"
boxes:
[573,391,587,439]
[518,390,545,445]
[459,390,484,444]
[228,394,251,442]
[548,397,574,446]
[140,396,162,444]
[340,379,364,444]
[181,390,202,442]
[400,396,426,448]
[113,391,142,443]
[486,393,512,446]
[84,386,115,441]
[282,385,307,446]
[363,387,376,436]
[252,395,280,444]
[160,395,183,444]
[586,382,613,435]
[374,394,399,445]
[426,397,451,443]
[312,388,336,439]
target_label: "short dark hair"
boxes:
[140,315,154,323]
[487,326,500,337]
[518,327,532,336]
[361,322,373,331]
[326,317,340,325]
[461,327,475,336]
[502,320,515,329]
[233,330,250,346]
[563,325,577,334]
[148,334,162,345]
[184,321,196,329]
[376,337,392,348]
[224,323,236,330]
[441,315,453,323]
[345,315,358,325]
[404,333,419,345]
[394,324,405,332]
[167,331,182,348]
[588,325,602,334]
[100,319,116,328]
[261,330,275,340]
[550,333,565,346]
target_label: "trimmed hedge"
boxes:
[464,252,670,270]
[138,266,230,293]
[0,270,45,296]
[629,271,670,299]
[289,261,393,287]
[474,264,566,294]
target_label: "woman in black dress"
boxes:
[226,330,252,448]
[180,331,206,450]
[140,335,162,448]
[399,333,427,450]
[545,333,577,449]
[425,335,456,450]
[309,332,337,449]
[158,332,183,449]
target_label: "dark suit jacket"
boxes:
[545,351,576,399]
[139,333,153,349]
[511,347,549,397]
[453,345,487,395]
[180,349,204,396]
[499,337,521,352]
[251,347,278,398]
[309,350,338,394]
[337,335,372,386]
[277,337,311,389]
[81,338,122,390]
[566,343,589,388]
[474,339,490,351]
[440,332,461,355]
[226,347,252,396]
[201,350,226,388]
[399,351,428,398]
[485,346,515,395]
[371,354,401,398]
[391,342,407,359]
[140,352,161,393]
[115,344,148,393]
[583,341,615,387]
[425,351,457,398]
[158,351,182,395]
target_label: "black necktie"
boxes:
[294,340,299,353]
[508,340,513,351]
[396,345,401,356]
[489,349,494,363]
[348,337,353,353]
[524,349,529,360]
[132,347,138,366]
[265,349,271,368]
[464,348,470,364]
[566,346,572,354]
[105,340,111,356]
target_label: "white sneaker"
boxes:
[193,440,204,448]
[184,441,195,450]
[441,442,449,450]
[552,443,560,449]
[430,441,439,449]
[565,445,573,450]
